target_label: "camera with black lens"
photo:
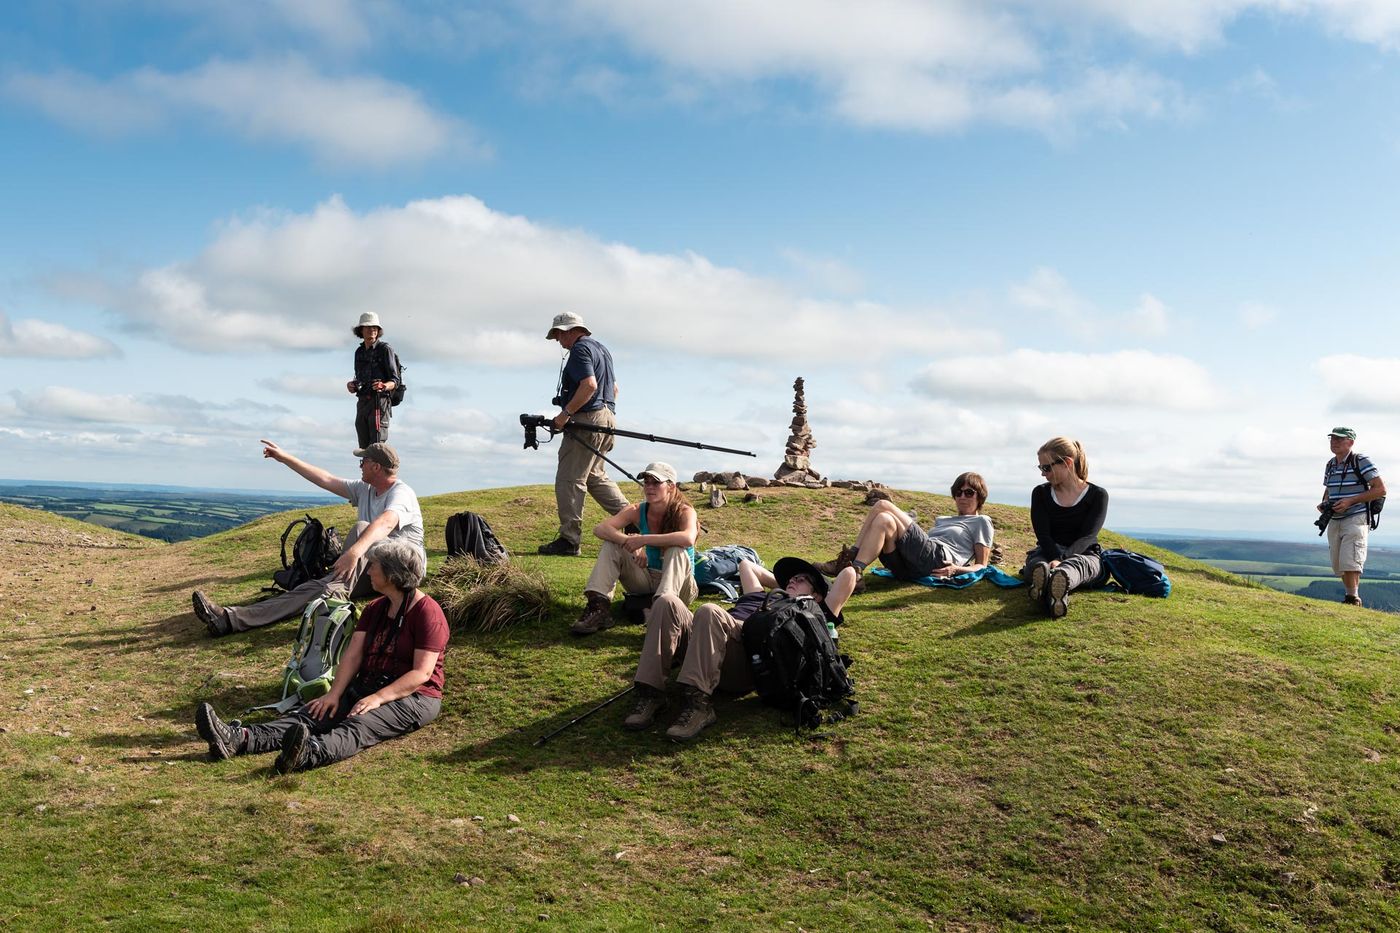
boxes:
[520,413,552,450]
[551,394,566,407]
[1314,502,1333,535]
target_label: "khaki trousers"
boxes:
[225,521,374,632]
[555,407,630,546]
[584,542,698,603]
[633,595,754,697]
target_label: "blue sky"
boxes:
[3,1,1400,541]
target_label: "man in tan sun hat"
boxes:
[347,312,404,448]
[537,312,630,556]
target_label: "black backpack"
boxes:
[444,511,509,563]
[268,515,343,592]
[741,592,857,731]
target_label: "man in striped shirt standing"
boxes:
[1321,427,1387,606]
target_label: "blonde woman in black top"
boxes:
[1024,436,1110,618]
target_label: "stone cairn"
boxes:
[773,377,826,487]
[696,376,889,493]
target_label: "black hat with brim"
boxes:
[773,556,829,599]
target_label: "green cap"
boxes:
[1328,427,1357,440]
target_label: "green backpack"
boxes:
[251,597,358,715]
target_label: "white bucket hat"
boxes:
[353,312,382,337]
[546,312,591,339]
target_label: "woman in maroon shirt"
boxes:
[195,538,449,773]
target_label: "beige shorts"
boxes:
[1327,511,1369,574]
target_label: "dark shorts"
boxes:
[879,521,952,580]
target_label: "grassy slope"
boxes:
[1,489,1398,932]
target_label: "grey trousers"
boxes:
[225,521,373,632]
[1022,548,1109,593]
[555,407,630,547]
[355,394,392,448]
[244,681,440,769]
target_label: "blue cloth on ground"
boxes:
[870,565,1025,589]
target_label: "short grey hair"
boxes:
[366,538,425,591]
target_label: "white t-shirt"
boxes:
[345,479,425,560]
[926,514,995,565]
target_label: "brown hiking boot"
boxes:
[570,593,614,636]
[665,686,717,742]
[622,683,666,730]
[192,590,231,637]
[812,544,857,576]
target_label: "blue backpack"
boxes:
[1101,548,1172,598]
[694,545,763,601]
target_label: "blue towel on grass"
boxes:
[870,565,1025,589]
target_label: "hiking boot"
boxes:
[192,590,231,637]
[195,702,243,761]
[665,686,717,742]
[1046,568,1071,619]
[1344,594,1363,606]
[570,593,614,636]
[812,544,857,576]
[1027,562,1049,604]
[537,538,581,557]
[622,683,666,731]
[274,722,313,775]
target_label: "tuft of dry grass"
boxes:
[428,555,552,633]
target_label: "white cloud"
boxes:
[1239,301,1278,330]
[99,194,941,364]
[11,387,286,428]
[1126,293,1170,337]
[912,349,1219,409]
[1009,266,1094,333]
[1317,354,1400,411]
[258,374,354,400]
[0,312,121,359]
[4,57,476,167]
[780,248,864,296]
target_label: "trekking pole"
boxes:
[570,424,757,458]
[533,684,635,746]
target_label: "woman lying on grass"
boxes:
[195,537,448,773]
[1024,436,1110,619]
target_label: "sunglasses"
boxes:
[1037,462,1057,474]
[954,488,977,498]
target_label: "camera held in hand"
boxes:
[1314,501,1333,535]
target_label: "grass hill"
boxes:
[1,488,1397,931]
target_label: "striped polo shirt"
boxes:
[1324,453,1380,518]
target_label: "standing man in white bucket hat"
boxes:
[347,312,404,448]
[538,312,630,556]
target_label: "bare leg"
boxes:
[853,501,914,567]
[1342,570,1361,597]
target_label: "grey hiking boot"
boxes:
[1027,562,1050,604]
[665,686,717,742]
[192,590,231,637]
[274,722,313,775]
[570,593,614,636]
[1046,567,1071,619]
[623,683,666,731]
[537,537,581,557]
[195,702,244,760]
